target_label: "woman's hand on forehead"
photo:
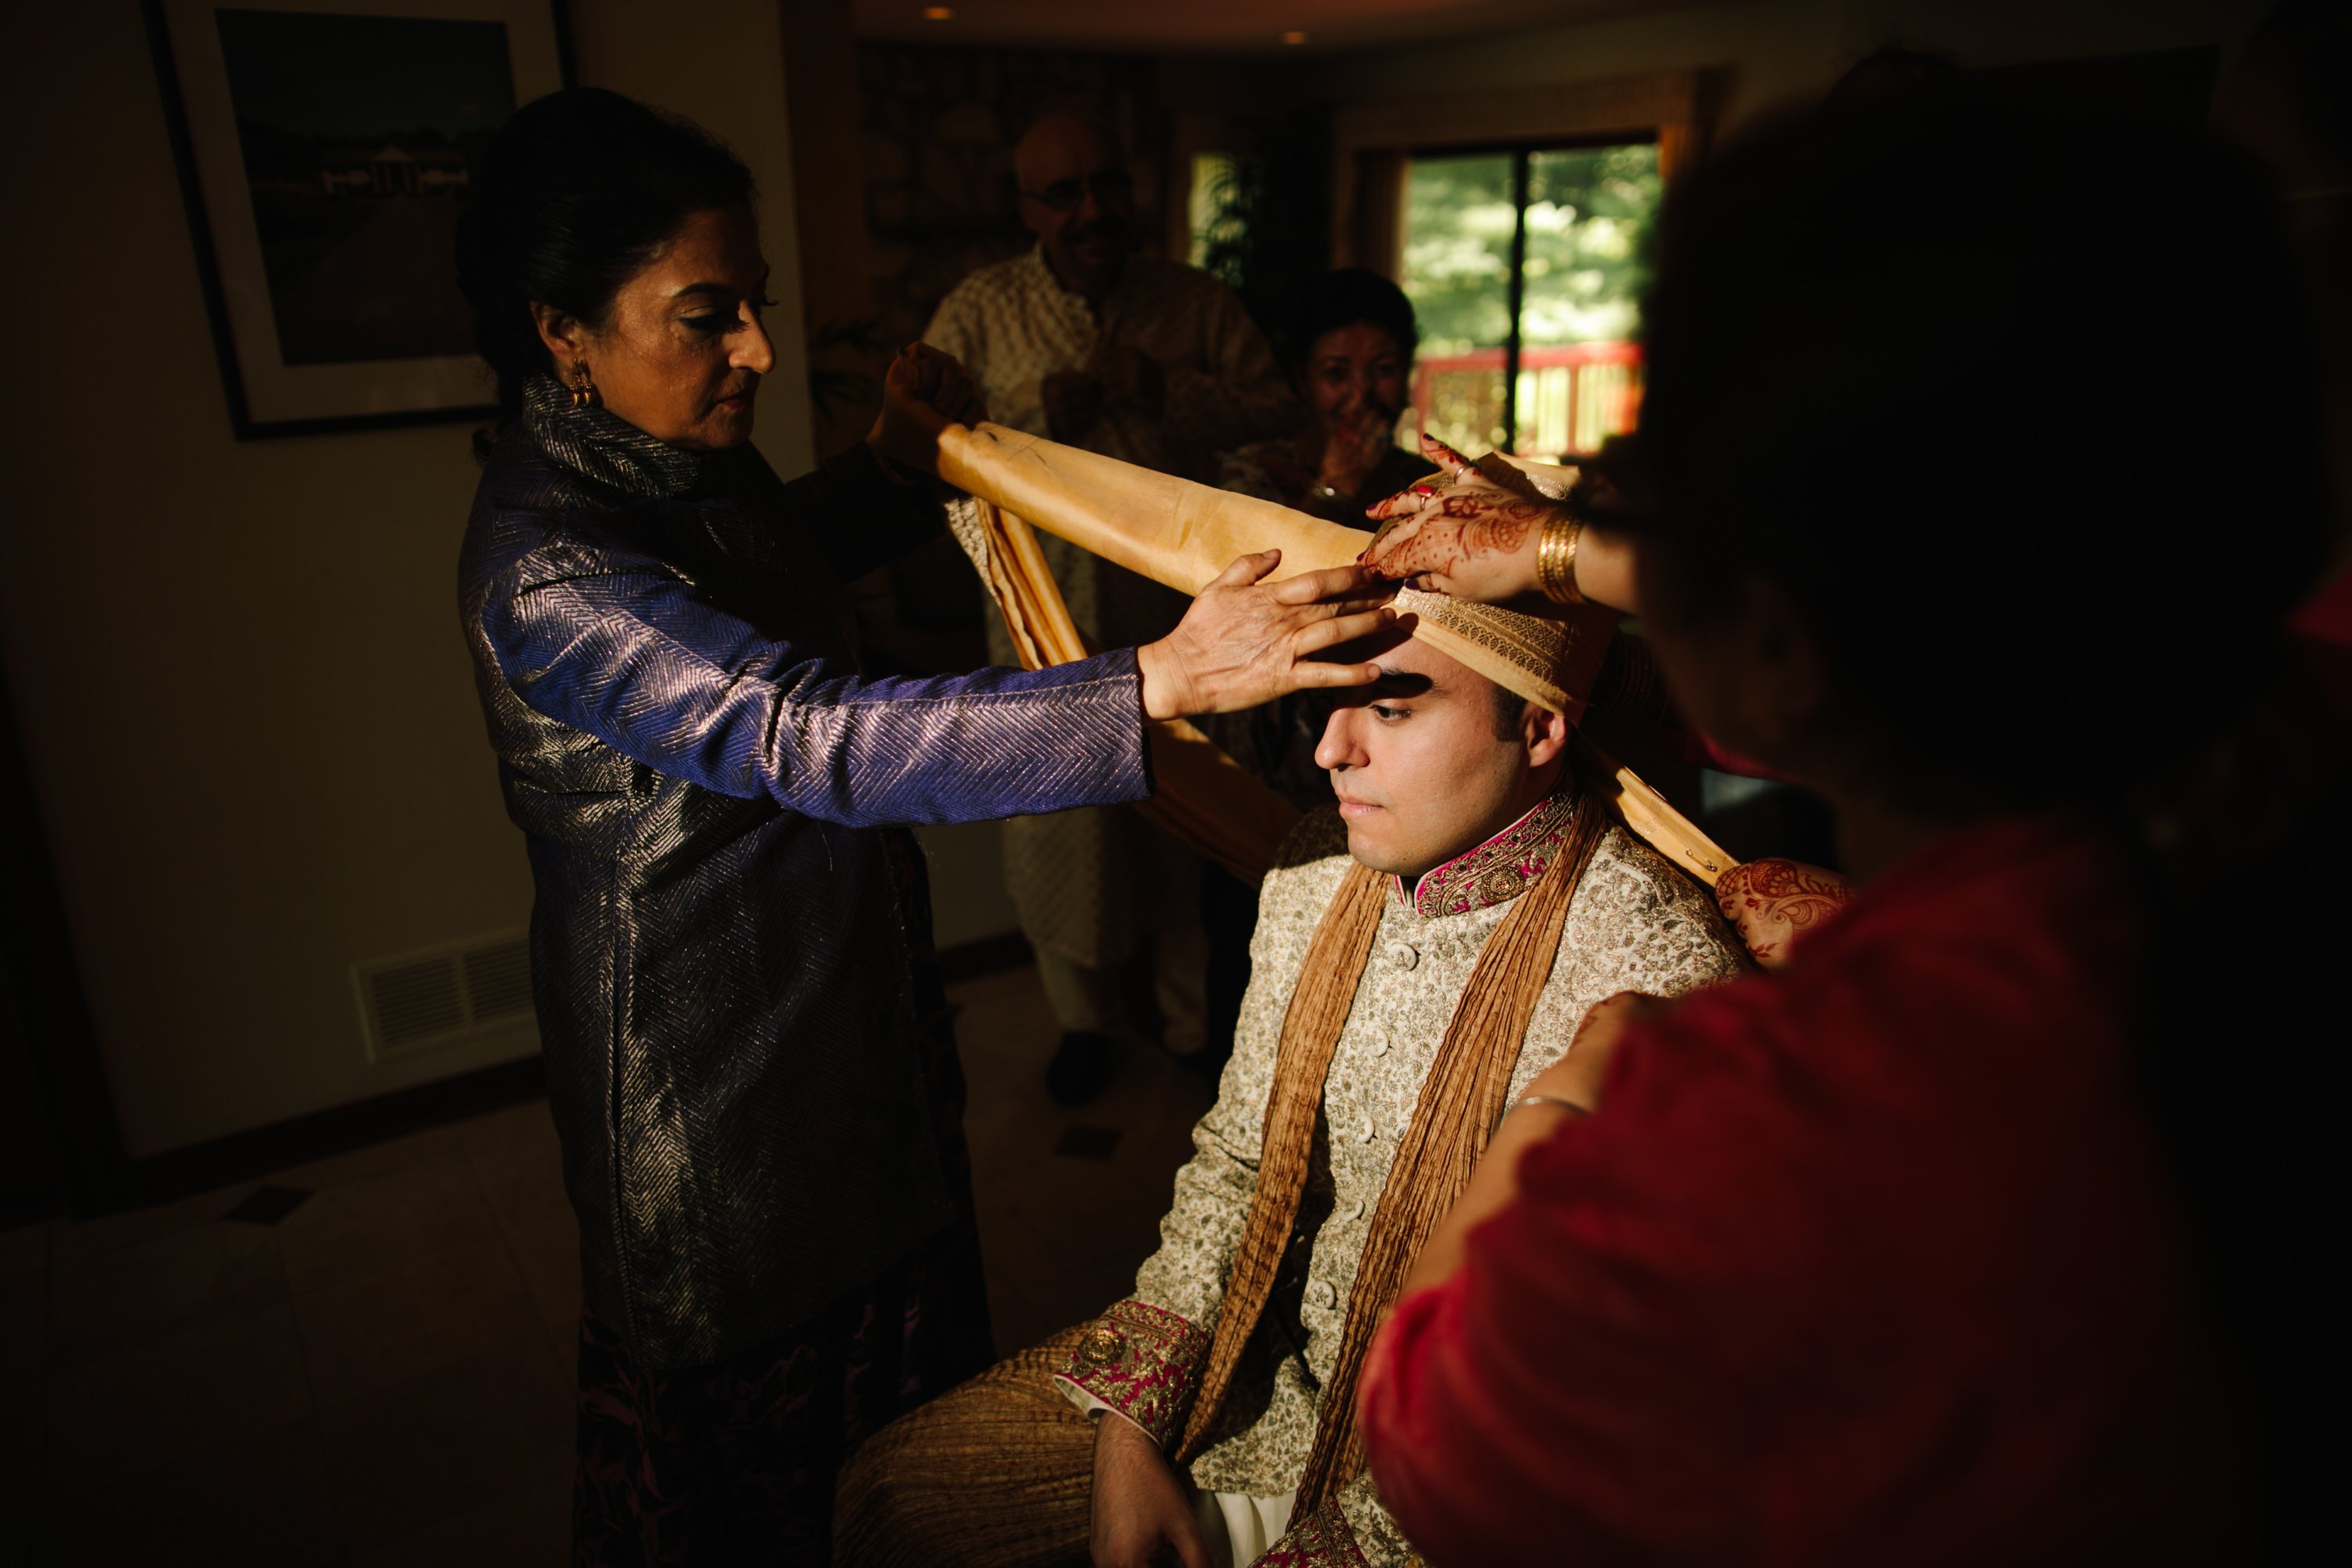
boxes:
[1359,434,1555,604]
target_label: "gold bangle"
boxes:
[1536,512,1585,604]
[1490,1093,1590,1138]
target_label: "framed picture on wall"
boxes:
[143,0,570,437]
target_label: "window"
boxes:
[1401,140,1661,460]
[1187,152,1240,269]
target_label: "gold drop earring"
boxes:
[570,361,598,410]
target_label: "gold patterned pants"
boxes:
[833,1326,1097,1568]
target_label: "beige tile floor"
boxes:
[6,960,1214,1563]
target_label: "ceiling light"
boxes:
[1279,31,1308,45]
[923,5,953,19]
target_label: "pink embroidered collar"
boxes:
[1399,789,1581,920]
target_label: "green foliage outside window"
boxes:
[1403,143,1661,354]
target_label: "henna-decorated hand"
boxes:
[1135,554,1392,720]
[1043,369,1107,441]
[1358,433,1556,604]
[866,343,986,475]
[1714,858,1853,970]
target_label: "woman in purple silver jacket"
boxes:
[453,89,1388,1564]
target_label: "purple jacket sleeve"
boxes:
[481,541,1152,828]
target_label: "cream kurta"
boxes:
[924,247,1295,971]
[1056,797,1748,1565]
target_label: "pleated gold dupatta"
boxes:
[938,422,1735,888]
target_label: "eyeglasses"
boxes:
[1017,168,1134,212]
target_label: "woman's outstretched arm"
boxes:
[479,537,1388,829]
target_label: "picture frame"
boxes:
[143,0,572,438]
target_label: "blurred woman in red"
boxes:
[1356,91,2338,1565]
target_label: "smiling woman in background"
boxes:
[1218,267,1434,527]
[452,88,1391,1563]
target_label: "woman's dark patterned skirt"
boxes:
[571,1226,990,1566]
[572,827,994,1565]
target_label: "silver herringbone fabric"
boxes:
[458,379,1152,1367]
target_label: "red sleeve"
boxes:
[1358,1002,1787,1565]
[1356,955,2042,1563]
[1356,867,2226,1566]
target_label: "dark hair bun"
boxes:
[455,87,754,441]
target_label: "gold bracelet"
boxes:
[1490,1093,1590,1138]
[1536,512,1586,604]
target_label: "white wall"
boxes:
[0,0,814,1158]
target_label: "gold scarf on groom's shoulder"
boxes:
[1176,790,1607,1515]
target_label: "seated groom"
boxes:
[835,591,1746,1568]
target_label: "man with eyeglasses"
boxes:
[924,112,1298,1106]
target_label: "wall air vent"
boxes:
[353,930,535,1062]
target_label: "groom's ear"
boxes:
[1521,701,1570,769]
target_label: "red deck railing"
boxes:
[1409,342,1644,461]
